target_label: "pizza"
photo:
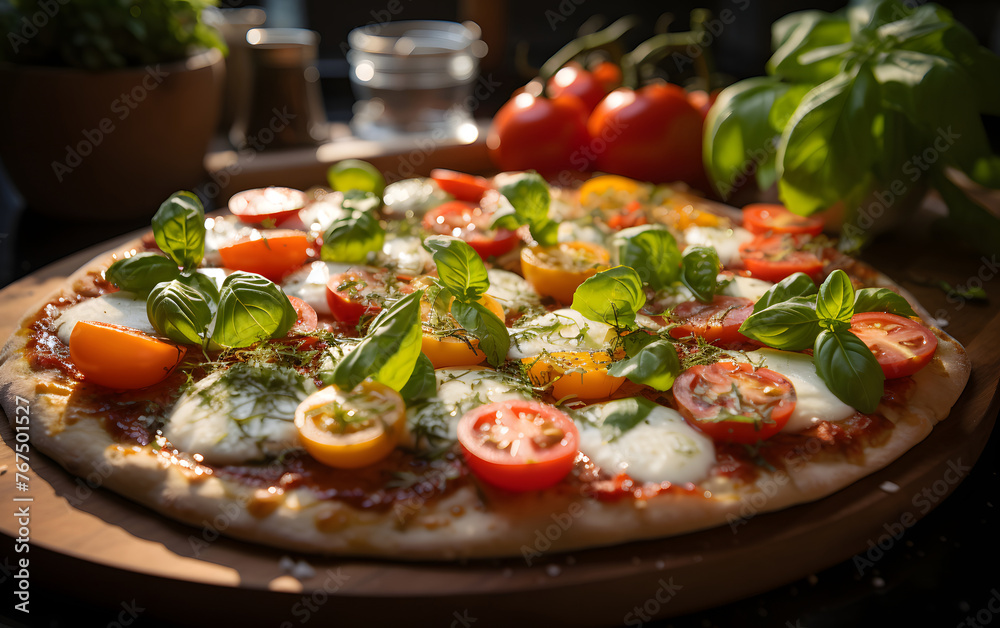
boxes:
[0,169,970,560]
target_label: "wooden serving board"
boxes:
[1,195,998,628]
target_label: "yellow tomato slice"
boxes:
[294,381,405,469]
[70,321,186,389]
[524,350,625,401]
[420,293,506,369]
[520,241,610,305]
[578,175,646,210]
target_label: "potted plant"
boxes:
[0,0,226,221]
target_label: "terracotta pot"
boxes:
[0,48,224,221]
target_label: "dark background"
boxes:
[0,2,998,627]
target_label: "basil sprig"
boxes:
[147,280,214,345]
[739,269,902,412]
[212,272,298,348]
[105,252,182,295]
[423,235,510,367]
[614,226,725,303]
[327,290,424,392]
[151,192,206,271]
[571,266,680,391]
[321,208,385,264]
[492,173,558,247]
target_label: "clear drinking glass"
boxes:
[347,20,486,140]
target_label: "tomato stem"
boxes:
[537,15,639,97]
[621,9,714,90]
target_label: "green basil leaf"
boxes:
[212,271,298,348]
[151,191,206,271]
[704,76,789,198]
[424,235,490,302]
[767,9,851,83]
[147,279,213,344]
[321,210,386,264]
[177,272,221,307]
[739,300,822,351]
[873,3,944,43]
[622,330,658,356]
[106,252,180,294]
[399,352,436,403]
[615,226,681,290]
[497,173,557,247]
[930,170,1000,258]
[853,287,917,317]
[752,272,818,313]
[606,339,680,392]
[450,300,510,368]
[814,329,885,414]
[680,246,723,303]
[341,189,382,214]
[595,397,659,442]
[777,64,881,218]
[849,0,915,36]
[571,266,644,329]
[816,269,855,323]
[328,290,423,391]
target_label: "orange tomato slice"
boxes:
[519,241,610,304]
[70,321,186,389]
[217,229,312,282]
[421,293,505,369]
[523,350,625,401]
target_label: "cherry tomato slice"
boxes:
[430,169,491,203]
[287,295,318,334]
[668,296,755,347]
[739,234,824,283]
[742,203,825,237]
[674,362,796,443]
[457,399,580,492]
[325,268,401,326]
[423,201,519,260]
[228,187,308,226]
[849,312,938,379]
[420,294,506,368]
[523,351,625,401]
[519,241,611,304]
[70,321,186,390]
[217,230,313,282]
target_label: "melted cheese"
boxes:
[163,364,313,465]
[485,269,541,317]
[722,276,774,302]
[577,401,716,485]
[507,308,616,359]
[737,349,856,432]
[54,292,156,345]
[378,236,432,278]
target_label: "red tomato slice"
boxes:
[287,295,318,334]
[668,296,755,347]
[228,187,308,226]
[430,169,491,203]
[422,200,519,260]
[849,312,938,379]
[325,268,408,326]
[457,400,580,492]
[742,203,824,237]
[70,322,186,390]
[739,234,824,283]
[217,230,313,282]
[674,362,796,443]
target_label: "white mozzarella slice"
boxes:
[737,349,857,432]
[163,364,313,465]
[294,199,350,234]
[508,308,617,359]
[378,236,432,278]
[577,401,716,485]
[406,368,533,445]
[485,269,541,316]
[682,225,753,267]
[54,292,157,345]
[202,215,251,268]
[279,261,356,315]
[722,275,774,302]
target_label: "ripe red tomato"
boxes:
[742,203,825,237]
[457,400,580,492]
[487,91,592,175]
[849,312,938,379]
[668,296,756,347]
[588,82,708,190]
[287,295,318,334]
[422,200,519,260]
[739,234,824,282]
[228,187,307,226]
[686,89,720,121]
[674,362,797,443]
[325,268,407,325]
[590,61,622,93]
[546,62,607,113]
[430,169,491,203]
